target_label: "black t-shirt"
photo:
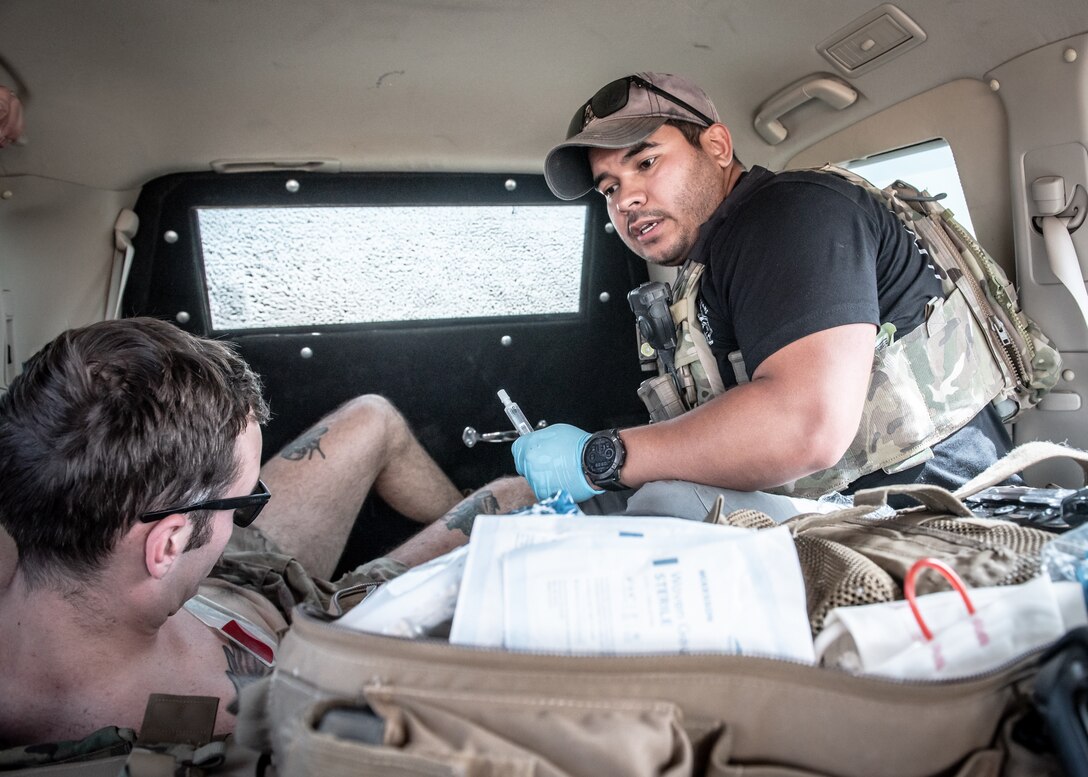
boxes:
[691,166,1012,493]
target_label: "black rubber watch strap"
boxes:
[582,428,628,491]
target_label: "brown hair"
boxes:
[666,119,744,168]
[0,317,269,589]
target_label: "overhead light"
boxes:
[818,4,927,77]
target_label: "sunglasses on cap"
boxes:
[139,479,272,528]
[566,75,716,140]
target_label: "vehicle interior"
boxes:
[2,0,1088,574]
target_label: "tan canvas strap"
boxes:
[785,484,974,533]
[785,442,1088,535]
[952,440,1088,499]
[851,483,974,517]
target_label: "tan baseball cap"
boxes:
[544,72,720,200]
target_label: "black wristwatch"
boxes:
[582,428,628,491]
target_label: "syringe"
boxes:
[497,389,534,436]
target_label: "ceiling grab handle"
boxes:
[1033,176,1088,335]
[753,74,858,146]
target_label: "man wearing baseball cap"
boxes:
[512,72,1014,518]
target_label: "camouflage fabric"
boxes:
[774,289,1004,497]
[0,727,228,774]
[635,261,724,423]
[0,727,136,769]
[640,271,1003,497]
[635,165,1061,497]
[211,524,407,623]
[824,164,1061,421]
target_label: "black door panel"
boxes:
[126,170,649,568]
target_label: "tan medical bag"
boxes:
[235,443,1088,776]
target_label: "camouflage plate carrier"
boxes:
[634,164,1062,498]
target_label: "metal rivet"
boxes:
[300,347,314,359]
[604,222,615,234]
[1,190,12,200]
[286,179,300,193]
[1063,369,1076,382]
[175,311,191,324]
[163,230,179,244]
[504,179,517,191]
[501,335,513,347]
[988,79,1000,92]
[1064,48,1078,63]
[599,292,611,303]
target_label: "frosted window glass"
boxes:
[842,138,976,235]
[197,205,586,330]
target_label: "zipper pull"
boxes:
[989,317,1013,347]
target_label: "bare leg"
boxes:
[257,395,462,578]
[384,476,535,568]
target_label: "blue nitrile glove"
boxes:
[512,423,604,503]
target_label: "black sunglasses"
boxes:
[566,75,715,140]
[139,479,271,528]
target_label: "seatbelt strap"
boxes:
[107,209,139,320]
[1041,213,1088,333]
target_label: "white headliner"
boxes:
[1,0,1086,190]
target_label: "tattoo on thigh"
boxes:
[281,425,328,461]
[444,489,500,537]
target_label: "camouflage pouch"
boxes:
[0,727,137,772]
[634,260,726,423]
[210,550,407,624]
[819,164,1062,421]
[0,724,240,776]
[776,288,1006,498]
[212,524,407,623]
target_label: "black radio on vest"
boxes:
[628,282,679,390]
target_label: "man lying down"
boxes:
[0,317,534,747]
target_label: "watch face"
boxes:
[584,434,618,477]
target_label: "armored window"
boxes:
[197,204,586,331]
